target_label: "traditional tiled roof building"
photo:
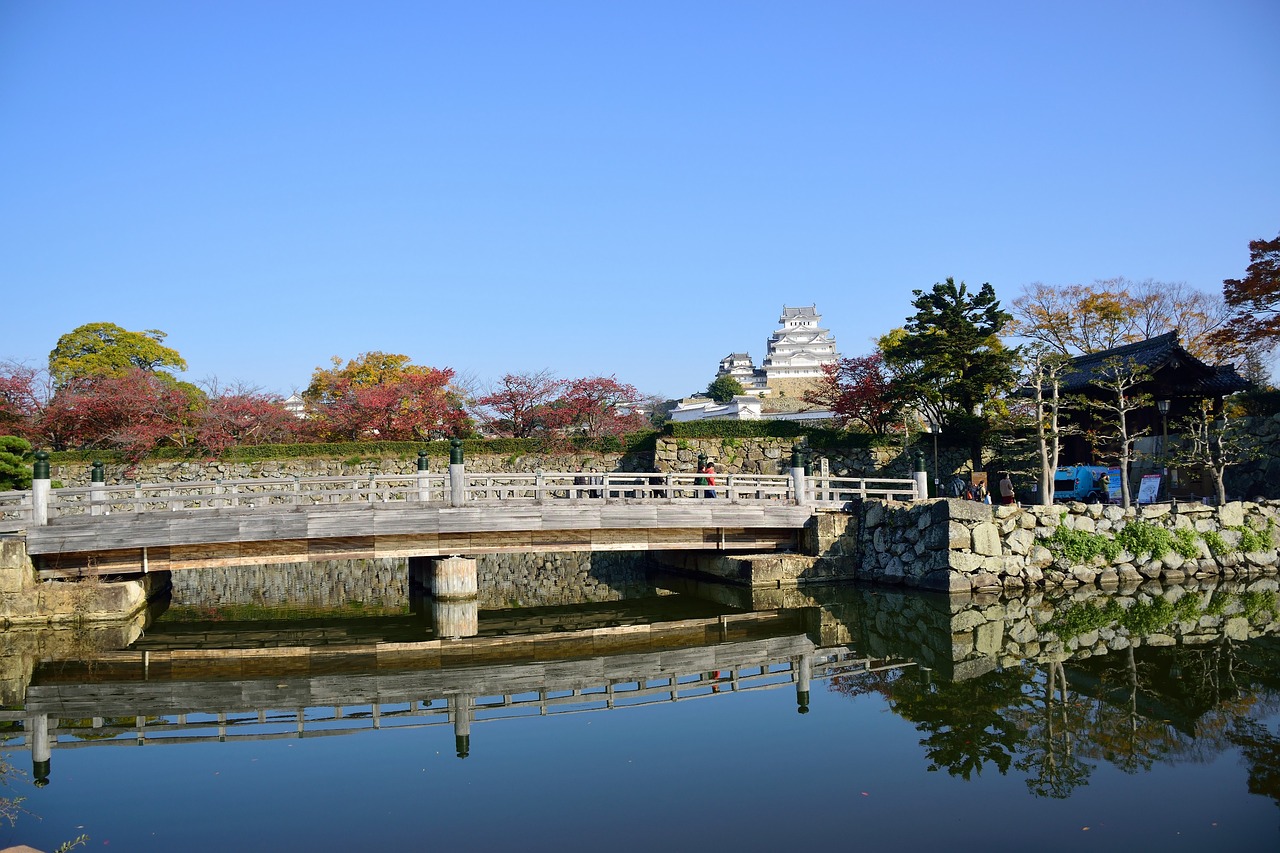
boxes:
[716,305,840,399]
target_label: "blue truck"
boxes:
[1052,465,1112,503]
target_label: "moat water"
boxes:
[2,556,1279,851]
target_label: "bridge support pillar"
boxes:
[410,555,479,638]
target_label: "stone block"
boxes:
[1219,502,1245,528]
[972,522,1002,556]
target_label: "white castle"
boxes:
[717,305,839,397]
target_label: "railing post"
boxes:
[416,451,430,502]
[449,439,466,507]
[134,484,143,514]
[293,475,301,505]
[790,447,808,507]
[89,460,106,516]
[31,451,50,526]
[913,451,928,500]
[535,469,545,501]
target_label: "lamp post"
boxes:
[925,413,939,497]
[1157,399,1170,500]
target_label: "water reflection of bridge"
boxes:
[3,610,912,780]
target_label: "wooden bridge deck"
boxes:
[25,500,816,578]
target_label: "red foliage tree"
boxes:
[41,369,194,462]
[194,386,302,454]
[0,362,48,442]
[1216,231,1280,350]
[475,371,566,438]
[804,354,902,433]
[309,369,467,441]
[554,376,648,438]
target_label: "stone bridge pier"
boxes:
[409,556,479,639]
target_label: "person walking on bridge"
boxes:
[703,459,717,499]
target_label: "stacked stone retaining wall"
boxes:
[857,497,1280,593]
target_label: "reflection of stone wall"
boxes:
[847,577,1280,681]
[856,497,1280,592]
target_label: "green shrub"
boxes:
[1203,530,1229,556]
[0,435,32,490]
[1045,524,1121,564]
[1115,521,1176,560]
[1237,522,1275,554]
[1172,528,1201,560]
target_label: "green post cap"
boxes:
[914,451,926,472]
[449,438,464,465]
[91,460,105,483]
[417,450,429,471]
[697,451,707,467]
[790,447,803,468]
[33,450,50,481]
[797,691,810,714]
[455,734,470,758]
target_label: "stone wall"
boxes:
[48,450,648,487]
[653,436,971,481]
[856,497,1280,593]
[166,554,653,611]
[1225,413,1280,500]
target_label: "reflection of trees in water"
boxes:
[831,637,1280,804]
[830,666,1031,781]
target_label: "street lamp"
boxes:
[925,412,940,497]
[1157,399,1170,499]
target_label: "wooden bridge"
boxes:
[2,471,918,580]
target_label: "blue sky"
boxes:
[2,1,1277,399]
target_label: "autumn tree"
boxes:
[1215,231,1280,351]
[304,352,470,441]
[193,380,302,454]
[476,371,566,438]
[880,278,1021,467]
[48,322,187,386]
[0,362,48,442]
[803,353,901,434]
[41,369,197,462]
[1009,279,1238,365]
[553,376,648,438]
[705,374,745,403]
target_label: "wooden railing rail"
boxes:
[8,471,918,523]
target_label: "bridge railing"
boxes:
[461,472,795,503]
[809,476,919,506]
[6,471,918,523]
[0,489,33,533]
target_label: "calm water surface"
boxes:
[2,558,1278,852]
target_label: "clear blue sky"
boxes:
[2,1,1277,399]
